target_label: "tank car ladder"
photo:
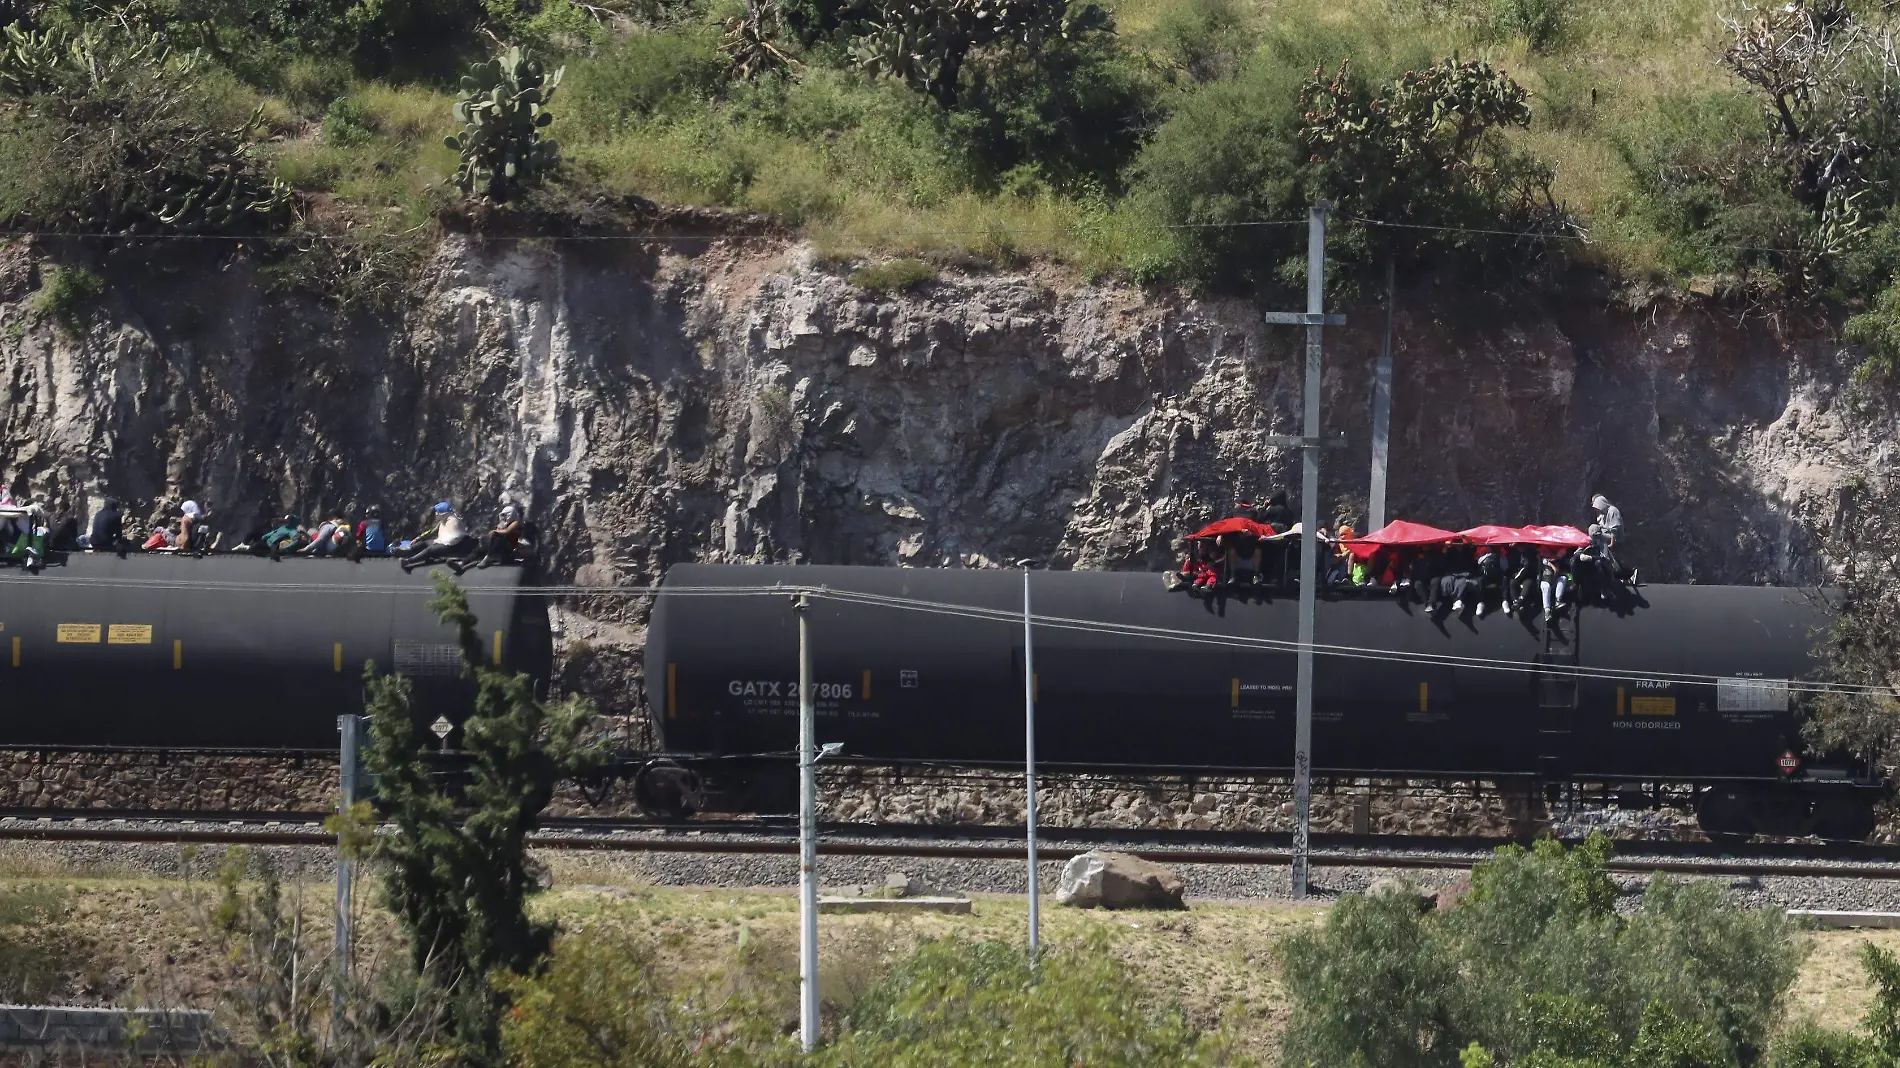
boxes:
[1535,616,1580,803]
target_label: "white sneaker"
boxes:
[1476,603,1487,619]
[1505,603,1515,615]
[1452,600,1464,611]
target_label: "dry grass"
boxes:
[1787,927,1900,1034]
[1,853,1890,1065]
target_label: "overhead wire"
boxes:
[0,218,1309,244]
[4,569,1891,699]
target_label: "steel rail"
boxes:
[5,816,1900,879]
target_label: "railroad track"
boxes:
[6,812,1900,879]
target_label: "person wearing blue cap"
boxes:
[400,501,474,571]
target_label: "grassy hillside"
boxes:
[3,0,1896,319]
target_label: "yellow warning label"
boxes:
[55,623,101,644]
[108,624,153,645]
[1631,696,1677,717]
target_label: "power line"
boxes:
[1342,215,1804,256]
[0,217,1309,244]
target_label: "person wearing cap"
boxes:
[356,505,388,554]
[402,501,474,571]
[456,502,526,574]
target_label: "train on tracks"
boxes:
[0,555,1884,842]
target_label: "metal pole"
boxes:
[795,595,820,1052]
[1368,256,1395,533]
[334,714,362,1019]
[1292,203,1328,900]
[1021,564,1040,961]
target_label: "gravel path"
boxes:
[11,838,1900,914]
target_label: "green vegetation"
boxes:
[361,574,602,1064]
[6,0,1898,306]
[29,263,104,335]
[849,257,937,292]
[1282,834,1807,1067]
[447,46,563,201]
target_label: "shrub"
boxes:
[323,96,375,146]
[0,23,290,234]
[564,28,724,133]
[849,257,936,292]
[819,935,1232,1067]
[1280,834,1806,1068]
[29,265,106,336]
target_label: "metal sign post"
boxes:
[1260,203,1339,900]
[334,714,364,1020]
[794,594,820,1052]
[1020,562,1040,962]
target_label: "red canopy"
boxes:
[1184,516,1280,540]
[1459,524,1533,546]
[1517,524,1592,548]
[1341,520,1462,560]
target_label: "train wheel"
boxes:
[633,759,703,821]
[1814,795,1877,842]
[1695,785,1755,846]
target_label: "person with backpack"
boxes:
[455,503,527,573]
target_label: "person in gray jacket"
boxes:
[1589,494,1636,587]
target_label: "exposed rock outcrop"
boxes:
[2,235,1892,721]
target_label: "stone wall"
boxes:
[0,751,336,811]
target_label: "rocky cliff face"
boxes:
[2,234,1892,712]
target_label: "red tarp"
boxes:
[1517,524,1592,548]
[1184,516,1280,540]
[1458,524,1532,545]
[1341,520,1462,560]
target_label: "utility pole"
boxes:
[1368,257,1395,532]
[1018,560,1040,961]
[795,595,820,1053]
[1261,203,1341,900]
[334,714,364,1020]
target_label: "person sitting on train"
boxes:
[1,502,44,572]
[88,498,126,554]
[1248,491,1292,534]
[1474,545,1507,619]
[401,502,476,572]
[141,520,177,551]
[261,514,305,559]
[1225,528,1262,588]
[454,503,526,574]
[1329,523,1357,586]
[46,498,79,553]
[1540,550,1573,617]
[176,500,206,555]
[1501,544,1534,616]
[356,506,388,555]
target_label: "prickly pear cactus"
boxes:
[445,47,563,202]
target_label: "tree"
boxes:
[363,573,601,1064]
[849,0,1111,111]
[1299,56,1570,265]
